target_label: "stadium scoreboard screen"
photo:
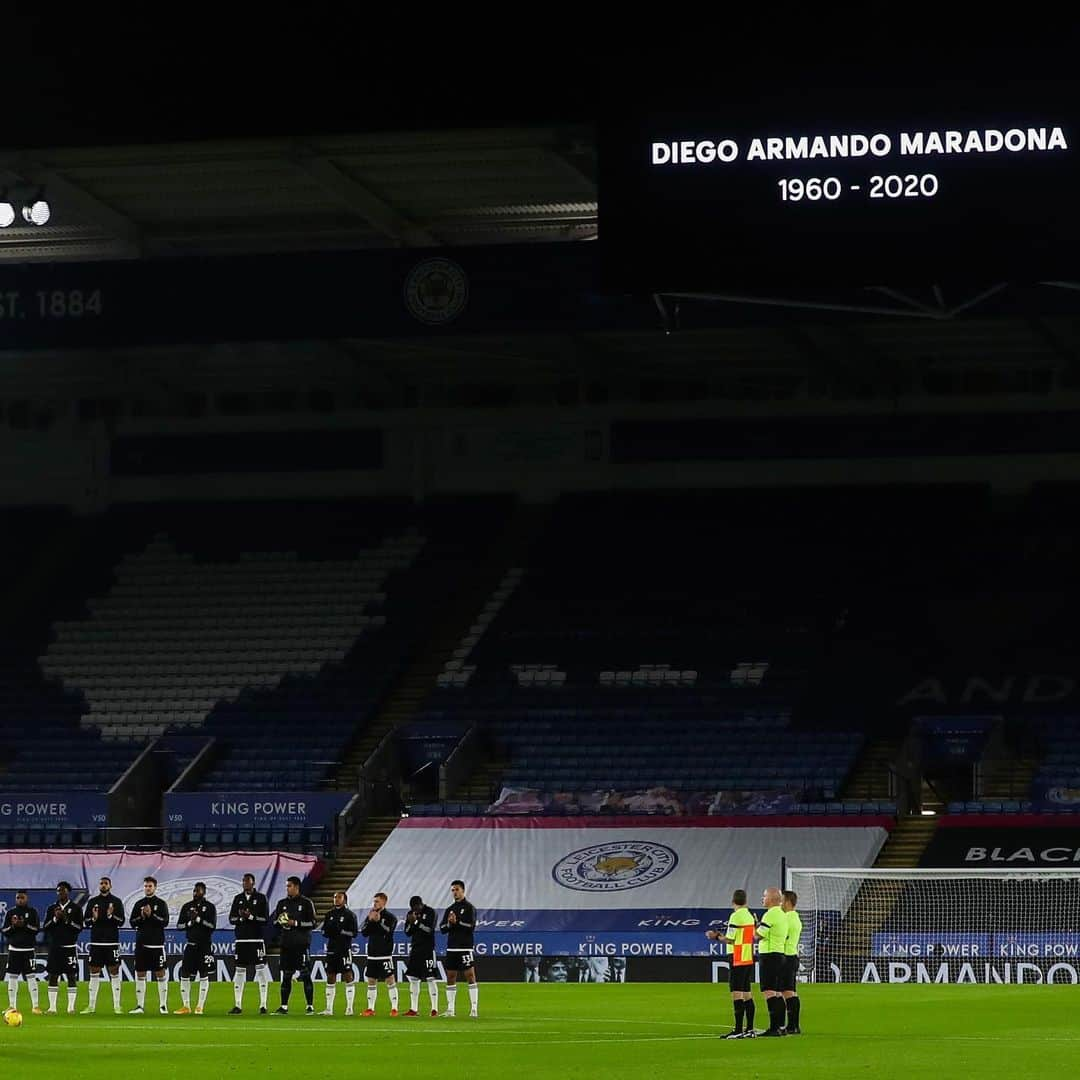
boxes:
[599,81,1080,289]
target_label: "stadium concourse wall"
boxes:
[343,816,891,981]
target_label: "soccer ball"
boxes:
[3,1008,23,1027]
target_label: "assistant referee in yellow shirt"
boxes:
[755,886,789,1037]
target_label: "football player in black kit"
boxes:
[439,879,478,1018]
[129,876,170,1014]
[272,876,317,1014]
[319,891,358,1015]
[175,882,217,1015]
[83,875,125,1014]
[42,880,83,1014]
[228,872,271,1014]
[403,894,439,1017]
[2,890,41,1014]
[360,891,398,1016]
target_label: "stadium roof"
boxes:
[0,128,597,262]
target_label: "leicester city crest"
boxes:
[551,841,678,893]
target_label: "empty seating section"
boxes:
[0,508,142,793]
[42,529,423,742]
[420,492,883,810]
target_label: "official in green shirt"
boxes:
[755,887,789,1036]
[781,889,803,1034]
[706,889,757,1038]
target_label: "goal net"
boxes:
[786,867,1080,985]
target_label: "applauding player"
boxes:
[403,894,439,1017]
[175,882,217,1015]
[320,892,358,1016]
[272,876,317,1014]
[228,873,271,1014]
[42,881,83,1015]
[83,876,125,1014]
[439,880,478,1018]
[360,892,398,1017]
[129,876,170,1015]
[2,890,41,1014]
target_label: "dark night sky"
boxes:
[2,21,1074,149]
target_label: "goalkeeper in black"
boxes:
[176,882,217,1015]
[272,876,317,1014]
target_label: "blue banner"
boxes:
[0,794,107,829]
[164,793,351,829]
[871,932,1080,959]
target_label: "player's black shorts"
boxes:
[5,949,37,978]
[759,953,784,992]
[280,946,311,976]
[364,957,395,981]
[405,953,438,980]
[181,943,215,980]
[47,945,78,979]
[89,944,120,969]
[134,944,167,973]
[443,949,475,973]
[234,940,267,968]
[729,963,753,993]
[325,950,355,977]
[780,954,798,992]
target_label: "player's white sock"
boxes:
[325,984,336,1012]
[408,978,419,1012]
[233,968,246,1008]
[344,982,355,1012]
[155,978,168,1012]
[48,985,58,1011]
[135,977,146,1009]
[6,975,17,1009]
[180,978,192,1009]
[388,984,399,1011]
[256,965,270,1009]
[445,984,456,1015]
[67,984,77,1012]
[110,975,121,1013]
[366,984,377,1011]
[88,973,101,1010]
[198,979,210,1011]
[468,983,478,1015]
[28,978,39,1010]
[427,978,439,1013]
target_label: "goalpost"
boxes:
[785,867,1080,985]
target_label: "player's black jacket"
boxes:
[272,896,318,949]
[85,892,125,945]
[440,899,476,950]
[1,904,40,949]
[42,900,84,947]
[130,895,169,946]
[228,890,269,941]
[360,909,397,957]
[404,904,437,956]
[321,906,359,954]
[177,898,217,947]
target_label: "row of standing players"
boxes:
[1,874,479,1019]
[706,887,803,1039]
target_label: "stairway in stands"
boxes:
[310,816,400,914]
[841,736,902,800]
[831,814,940,968]
[324,502,549,792]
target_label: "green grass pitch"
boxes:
[2,983,1077,1078]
